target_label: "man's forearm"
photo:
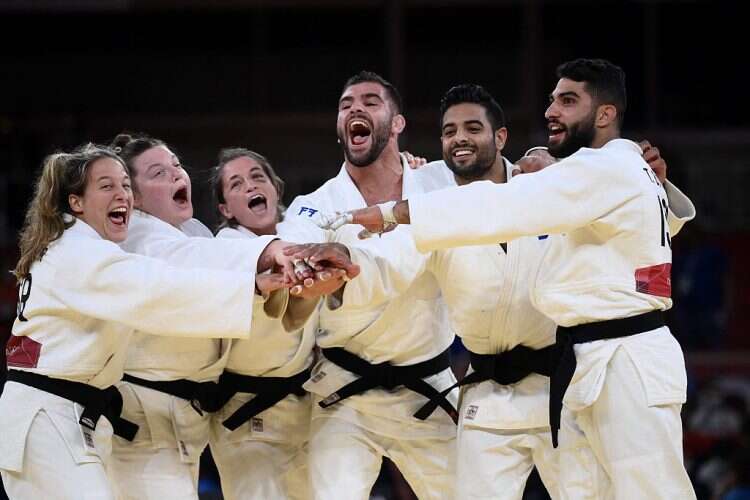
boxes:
[393,200,411,224]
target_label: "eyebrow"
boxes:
[550,91,580,101]
[339,93,384,105]
[442,119,484,132]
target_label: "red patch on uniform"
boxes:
[5,336,42,368]
[635,263,672,298]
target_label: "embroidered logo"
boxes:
[311,370,327,383]
[251,418,264,433]
[465,405,479,420]
[298,207,318,217]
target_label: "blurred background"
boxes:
[0,0,747,499]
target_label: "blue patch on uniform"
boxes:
[538,235,549,240]
[298,207,318,217]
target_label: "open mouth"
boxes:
[248,194,268,215]
[348,119,372,146]
[173,186,189,205]
[452,147,475,159]
[548,122,565,141]
[108,206,128,227]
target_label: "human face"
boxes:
[218,156,280,235]
[441,102,501,181]
[336,82,395,167]
[131,145,193,227]
[68,158,133,243]
[544,78,597,158]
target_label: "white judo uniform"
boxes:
[345,157,695,499]
[0,219,257,500]
[407,139,697,500]
[208,225,316,500]
[109,210,277,500]
[276,155,458,500]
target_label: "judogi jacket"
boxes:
[1,218,256,471]
[346,154,694,429]
[216,225,316,379]
[276,155,457,437]
[408,139,695,413]
[119,210,276,382]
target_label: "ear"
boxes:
[68,194,83,215]
[218,203,233,220]
[132,188,143,209]
[595,104,618,128]
[494,127,508,152]
[391,114,406,135]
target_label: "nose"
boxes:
[544,101,557,120]
[454,127,469,143]
[114,184,129,200]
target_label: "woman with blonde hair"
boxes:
[0,144,276,499]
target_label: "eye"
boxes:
[230,180,242,190]
[468,127,481,134]
[153,168,166,178]
[443,129,456,138]
[123,182,132,191]
[251,174,267,182]
[101,183,113,190]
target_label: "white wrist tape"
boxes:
[378,201,398,226]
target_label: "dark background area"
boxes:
[0,1,747,499]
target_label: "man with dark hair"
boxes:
[327,59,698,499]
[276,71,458,499]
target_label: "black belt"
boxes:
[416,344,558,421]
[319,347,458,424]
[217,369,311,431]
[7,370,138,441]
[549,310,665,447]
[121,374,221,416]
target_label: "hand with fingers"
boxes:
[403,151,428,169]
[513,147,556,177]
[314,203,399,239]
[265,240,317,286]
[639,140,667,183]
[283,243,361,297]
[255,273,289,296]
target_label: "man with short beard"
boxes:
[334,59,698,499]
[276,71,459,500]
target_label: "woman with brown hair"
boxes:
[0,144,269,499]
[207,148,348,500]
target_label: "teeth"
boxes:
[454,149,473,157]
[112,207,127,213]
[250,194,265,201]
[349,120,369,130]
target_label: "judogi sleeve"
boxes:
[341,229,432,310]
[52,241,255,339]
[664,180,696,236]
[125,220,277,273]
[409,150,640,252]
